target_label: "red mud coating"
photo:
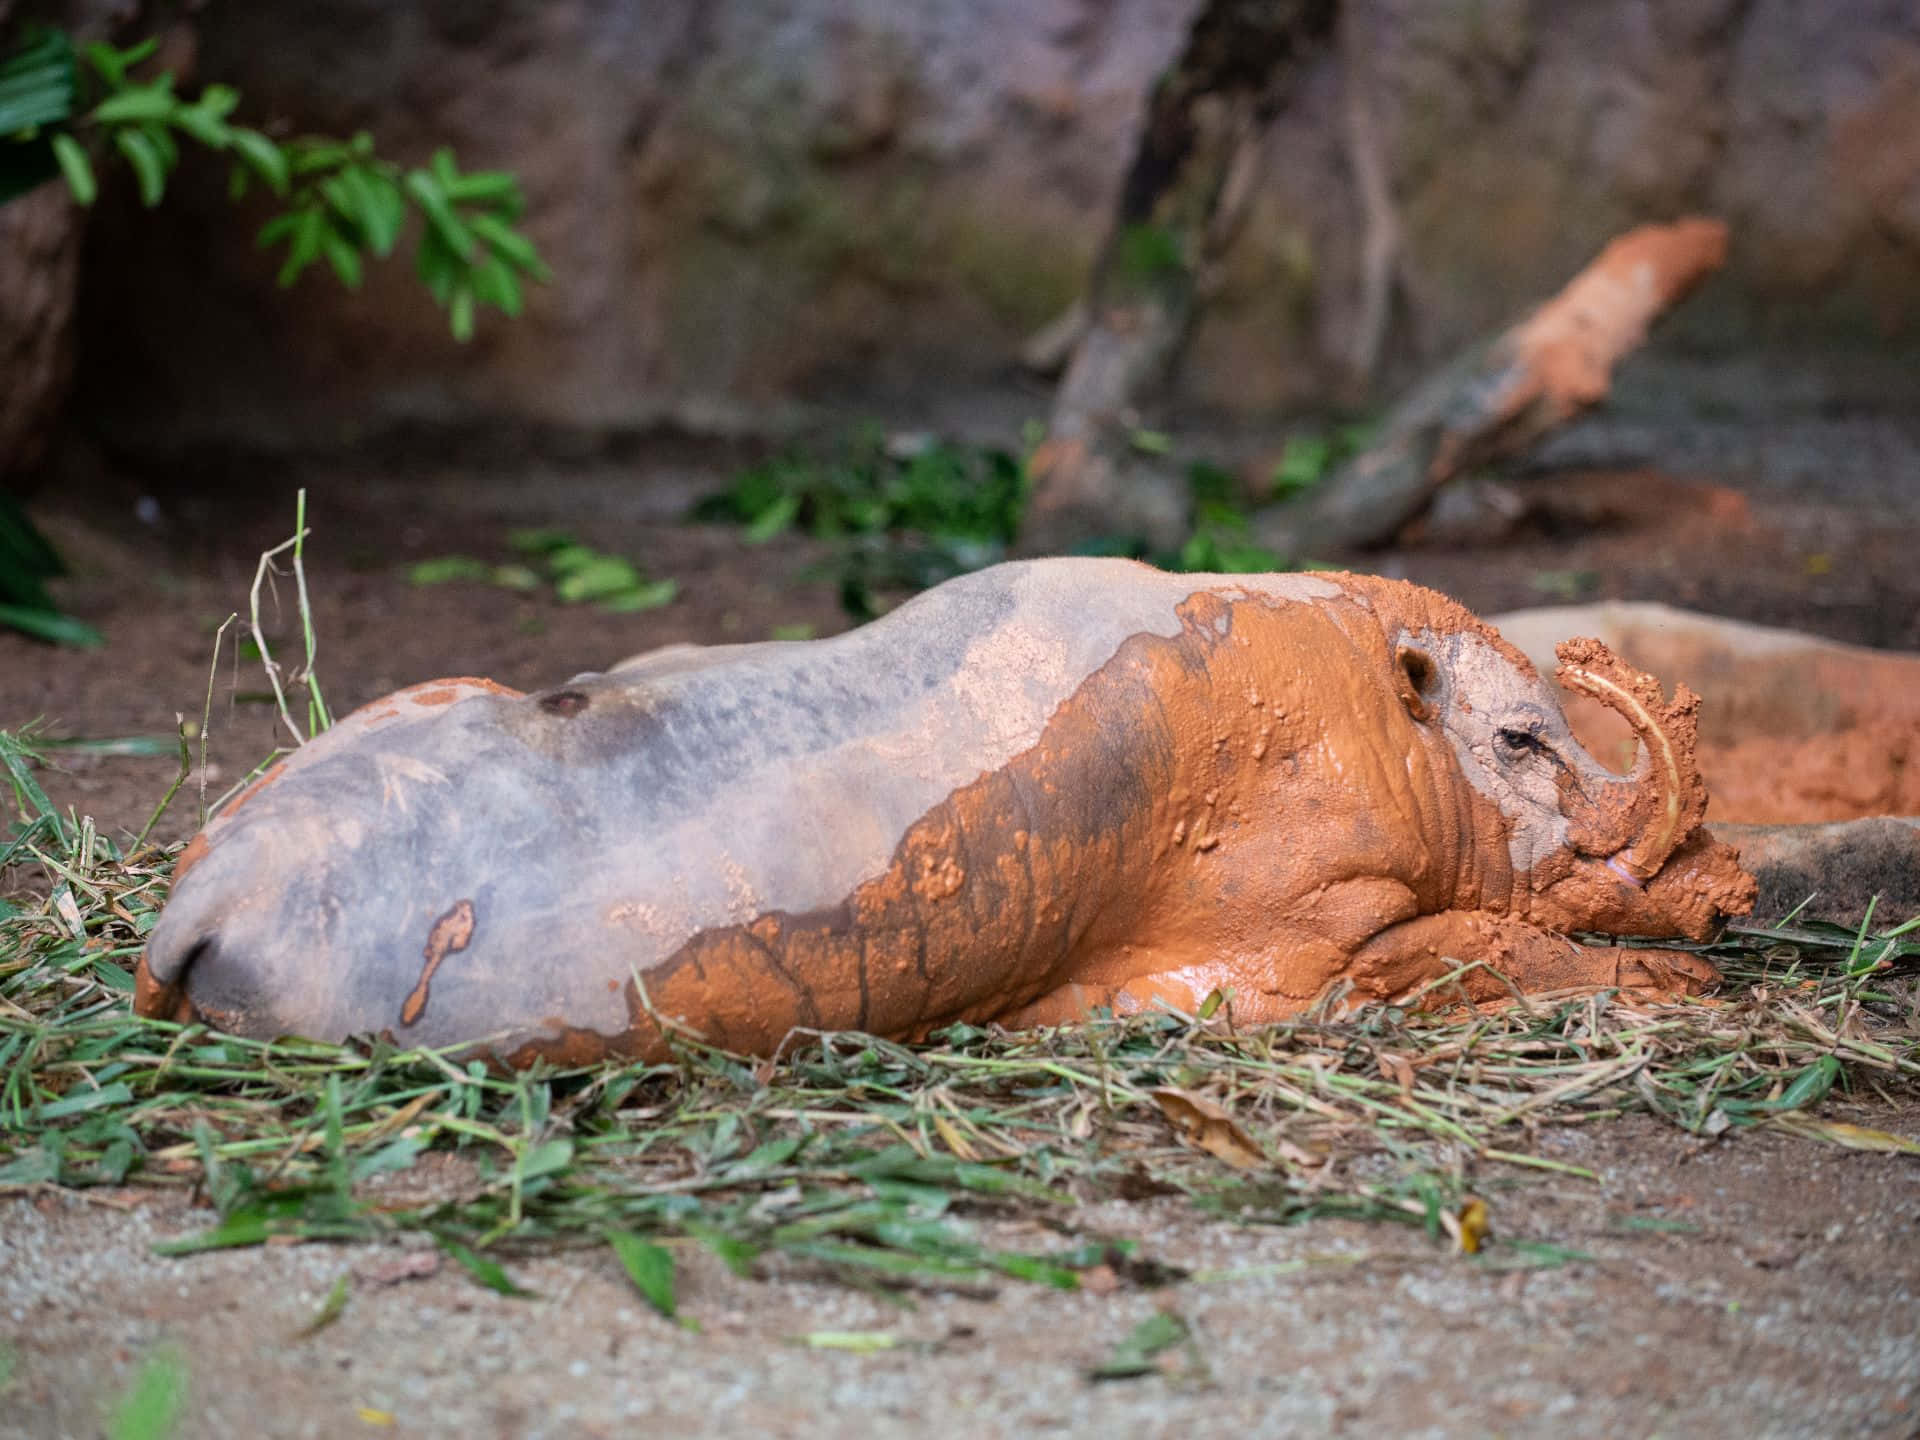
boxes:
[499,578,1752,1067]
[400,899,477,1027]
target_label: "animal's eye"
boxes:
[1498,726,1544,756]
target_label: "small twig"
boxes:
[198,614,237,827]
[248,531,308,748]
[290,488,331,734]
[132,718,193,852]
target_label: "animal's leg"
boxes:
[1345,911,1719,1007]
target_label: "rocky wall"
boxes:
[50,0,1920,456]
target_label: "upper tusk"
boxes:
[1557,660,1683,880]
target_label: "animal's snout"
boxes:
[137,906,286,1037]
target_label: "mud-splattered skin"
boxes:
[137,560,1754,1064]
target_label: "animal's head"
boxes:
[1360,580,1754,939]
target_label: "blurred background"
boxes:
[3,0,1918,832]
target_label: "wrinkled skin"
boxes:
[136,560,1755,1065]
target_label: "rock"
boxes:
[0,182,82,485]
[34,0,1920,455]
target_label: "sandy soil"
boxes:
[4,437,1919,1438]
[4,1111,1917,1439]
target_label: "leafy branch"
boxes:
[0,27,549,339]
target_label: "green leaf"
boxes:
[137,119,179,171]
[405,169,475,260]
[468,254,522,316]
[0,27,76,133]
[92,80,177,126]
[607,1232,677,1318]
[288,139,352,175]
[114,127,167,206]
[448,284,475,342]
[469,212,549,281]
[1768,1055,1842,1112]
[50,132,94,205]
[169,103,230,148]
[800,1331,897,1352]
[82,37,158,90]
[152,1209,271,1256]
[356,168,407,255]
[1273,433,1333,497]
[507,527,575,555]
[274,208,326,287]
[321,228,365,289]
[439,1238,535,1297]
[229,128,289,196]
[107,1346,188,1440]
[406,555,492,586]
[296,1274,351,1337]
[744,492,801,544]
[553,555,640,603]
[196,84,240,119]
[36,1081,134,1120]
[684,1222,760,1277]
[255,212,300,247]
[441,168,522,206]
[515,1137,574,1183]
[1091,1311,1189,1380]
[0,602,104,648]
[597,579,677,613]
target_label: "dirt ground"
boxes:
[5,1111,1919,1439]
[4,429,1919,1437]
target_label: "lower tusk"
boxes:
[1604,855,1647,889]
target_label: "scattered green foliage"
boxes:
[409,531,677,614]
[4,727,1916,1312]
[700,419,1346,613]
[0,26,552,648]
[0,27,549,339]
[1174,463,1286,573]
[699,426,1028,618]
[1268,422,1376,501]
[4,513,1918,1325]
[0,495,101,647]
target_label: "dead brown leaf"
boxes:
[1149,1086,1266,1169]
[1770,1117,1920,1155]
[1377,1051,1416,1100]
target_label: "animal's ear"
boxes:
[1395,643,1437,722]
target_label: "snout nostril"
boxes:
[172,936,211,983]
[540,690,590,717]
[134,935,208,1022]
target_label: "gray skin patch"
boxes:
[145,559,1342,1053]
[1399,627,1627,882]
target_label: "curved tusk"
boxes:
[1557,659,1682,876]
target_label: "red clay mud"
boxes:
[401,899,477,1027]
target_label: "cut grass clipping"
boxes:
[4,510,1919,1316]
